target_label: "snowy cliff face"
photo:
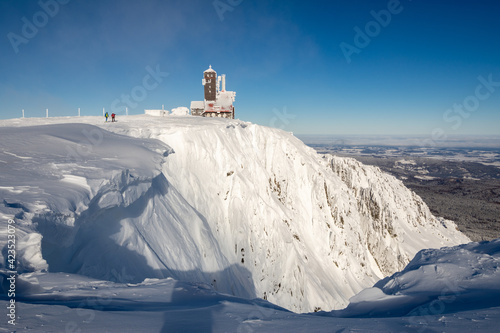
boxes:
[326,156,453,276]
[100,116,469,312]
[0,116,469,313]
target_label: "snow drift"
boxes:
[330,238,500,318]
[0,115,469,313]
[1,239,498,332]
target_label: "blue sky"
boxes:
[1,0,499,136]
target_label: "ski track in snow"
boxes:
[0,115,497,332]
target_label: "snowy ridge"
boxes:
[330,239,500,318]
[0,115,469,313]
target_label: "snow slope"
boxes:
[329,239,500,320]
[1,239,498,332]
[0,115,469,313]
[0,122,253,299]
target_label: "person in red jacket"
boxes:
[111,113,116,122]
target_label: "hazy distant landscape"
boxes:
[301,136,500,242]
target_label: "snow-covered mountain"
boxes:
[0,115,469,313]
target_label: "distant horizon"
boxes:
[1,112,499,148]
[297,133,500,148]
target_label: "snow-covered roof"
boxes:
[204,65,216,73]
[190,101,204,109]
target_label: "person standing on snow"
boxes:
[105,112,109,122]
[111,113,116,122]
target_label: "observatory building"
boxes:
[190,65,236,119]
